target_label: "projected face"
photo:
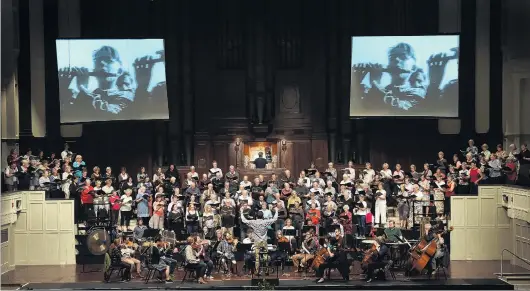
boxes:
[388,51,415,72]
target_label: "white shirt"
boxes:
[362,169,375,184]
[120,195,133,211]
[345,167,356,180]
[356,201,368,215]
[375,189,387,204]
[306,199,321,210]
[62,172,72,180]
[39,177,50,188]
[102,185,114,194]
[209,167,223,177]
[380,169,392,179]
[61,150,71,160]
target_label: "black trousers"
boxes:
[366,261,387,280]
[120,211,132,226]
[315,253,349,280]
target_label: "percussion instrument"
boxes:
[361,240,376,245]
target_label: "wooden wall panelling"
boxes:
[311,139,329,171]
[194,141,211,172]
[279,141,294,171]
[212,142,229,171]
[292,140,312,176]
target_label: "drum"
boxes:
[361,240,376,245]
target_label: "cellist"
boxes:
[422,223,445,275]
[364,238,391,283]
[315,229,349,283]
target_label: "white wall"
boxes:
[450,185,512,260]
[3,191,76,266]
[502,0,530,148]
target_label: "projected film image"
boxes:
[56,39,169,123]
[349,35,459,117]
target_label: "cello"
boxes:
[409,226,453,272]
[311,247,330,269]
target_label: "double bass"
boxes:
[409,226,453,272]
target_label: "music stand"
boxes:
[283,229,296,238]
[143,229,160,240]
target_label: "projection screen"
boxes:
[56,39,169,123]
[349,35,459,117]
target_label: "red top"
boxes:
[109,195,121,210]
[469,168,481,183]
[81,186,94,204]
[445,181,455,197]
[506,162,517,181]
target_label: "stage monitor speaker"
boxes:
[251,278,279,287]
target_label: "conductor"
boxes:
[252,152,268,169]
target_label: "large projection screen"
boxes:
[56,39,169,123]
[349,35,459,117]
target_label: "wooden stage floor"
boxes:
[1,260,522,290]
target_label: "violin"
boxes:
[278,235,289,243]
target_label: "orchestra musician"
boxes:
[218,232,238,275]
[156,238,179,281]
[109,240,131,282]
[118,238,143,279]
[291,230,317,271]
[315,228,349,283]
[184,236,208,284]
[270,230,289,265]
[422,223,446,275]
[383,220,402,242]
[363,238,391,283]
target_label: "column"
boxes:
[17,0,32,142]
[475,0,491,134]
[437,0,462,135]
[57,0,83,139]
[326,0,339,163]
[166,0,181,165]
[182,0,193,166]
[29,0,46,138]
[1,0,20,141]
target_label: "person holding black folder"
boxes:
[187,166,199,181]
[208,161,223,179]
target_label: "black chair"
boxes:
[103,253,128,283]
[433,252,449,280]
[144,247,168,283]
[181,264,198,283]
